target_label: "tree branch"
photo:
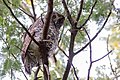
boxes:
[107,36,118,79]
[62,0,74,27]
[72,64,79,80]
[7,0,34,20]
[59,46,79,80]
[58,46,68,58]
[30,0,36,21]
[42,0,53,39]
[83,27,93,80]
[76,0,84,22]
[58,26,65,44]
[78,0,97,30]
[92,50,113,63]
[62,0,80,79]
[0,36,28,80]
[3,0,39,46]
[75,10,112,54]
[40,0,53,80]
[19,7,34,19]
[34,66,40,80]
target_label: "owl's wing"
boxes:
[21,17,41,63]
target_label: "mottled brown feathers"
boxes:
[21,12,65,74]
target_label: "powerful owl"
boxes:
[21,12,65,74]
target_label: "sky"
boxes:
[1,0,120,80]
[72,0,120,79]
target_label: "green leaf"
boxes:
[11,0,21,7]
[3,58,12,72]
[12,60,21,71]
[75,30,86,44]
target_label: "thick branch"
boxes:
[42,0,53,39]
[62,0,79,79]
[40,0,53,80]
[62,26,77,80]
[59,45,78,79]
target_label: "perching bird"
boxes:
[21,12,65,74]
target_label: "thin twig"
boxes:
[0,36,28,80]
[78,0,97,30]
[34,66,40,80]
[58,26,65,44]
[92,50,113,63]
[7,0,34,19]
[3,0,39,46]
[30,0,36,21]
[71,64,79,80]
[58,46,68,58]
[19,7,34,19]
[83,27,92,80]
[75,10,112,54]
[107,36,118,80]
[76,0,84,22]
[62,0,74,27]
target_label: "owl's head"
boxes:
[51,12,65,29]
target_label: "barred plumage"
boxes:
[21,12,65,74]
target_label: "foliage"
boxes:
[0,0,118,80]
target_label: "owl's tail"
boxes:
[22,52,37,74]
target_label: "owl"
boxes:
[21,12,65,74]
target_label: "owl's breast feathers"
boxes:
[21,12,65,74]
[21,18,42,63]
